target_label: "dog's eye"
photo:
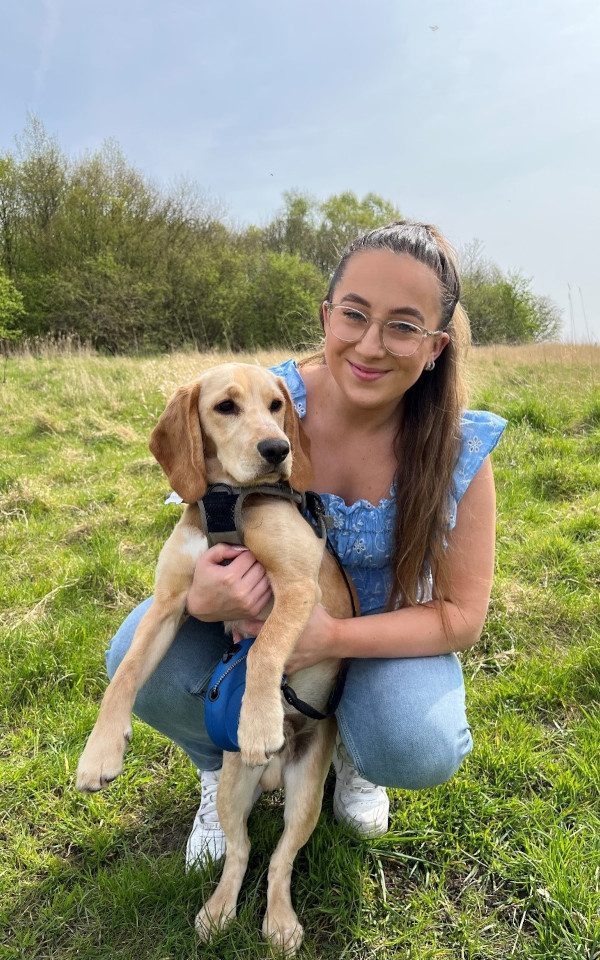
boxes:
[270,399,283,413]
[214,400,238,415]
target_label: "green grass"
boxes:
[1,344,599,959]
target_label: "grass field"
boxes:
[1,343,599,959]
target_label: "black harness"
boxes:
[198,481,328,546]
[198,482,355,721]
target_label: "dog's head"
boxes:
[149,364,312,502]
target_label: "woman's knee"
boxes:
[337,654,473,789]
[353,712,473,789]
[105,599,227,698]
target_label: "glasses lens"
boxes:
[383,321,425,356]
[329,305,369,342]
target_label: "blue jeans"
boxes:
[106,598,473,788]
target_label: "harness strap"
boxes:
[302,489,329,540]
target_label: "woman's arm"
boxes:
[238,456,497,670]
[330,454,497,659]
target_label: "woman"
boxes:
[106,220,506,868]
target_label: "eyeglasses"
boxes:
[324,302,446,358]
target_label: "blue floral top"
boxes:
[271,359,507,615]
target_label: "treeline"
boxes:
[0,119,560,352]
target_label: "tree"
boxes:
[14,115,68,275]
[0,117,561,351]
[0,155,22,276]
[231,251,323,350]
[262,191,319,263]
[459,241,561,343]
[0,267,25,356]
[315,191,402,273]
[262,190,402,275]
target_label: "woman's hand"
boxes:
[234,604,338,674]
[186,544,273,622]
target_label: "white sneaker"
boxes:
[185,768,262,870]
[332,738,389,838]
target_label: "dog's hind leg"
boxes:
[262,718,337,956]
[195,752,263,941]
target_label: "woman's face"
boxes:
[323,249,450,415]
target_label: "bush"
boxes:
[230,251,323,349]
[19,255,167,352]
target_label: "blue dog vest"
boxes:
[204,637,350,752]
[204,638,255,752]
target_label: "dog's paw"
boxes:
[195,899,236,942]
[238,698,285,767]
[75,724,132,792]
[262,910,304,955]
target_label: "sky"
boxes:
[1,0,599,342]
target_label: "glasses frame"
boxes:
[323,301,446,358]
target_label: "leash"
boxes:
[280,658,349,720]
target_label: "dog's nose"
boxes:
[257,439,290,465]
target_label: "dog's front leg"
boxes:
[195,752,263,941]
[237,579,320,767]
[76,590,187,791]
[77,513,204,792]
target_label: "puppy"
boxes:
[76,363,355,954]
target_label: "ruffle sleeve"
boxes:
[269,359,307,418]
[448,410,507,529]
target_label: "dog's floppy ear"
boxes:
[278,378,313,492]
[149,380,206,502]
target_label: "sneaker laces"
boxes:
[335,741,377,793]
[346,776,383,795]
[195,769,221,827]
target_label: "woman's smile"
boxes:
[347,360,390,381]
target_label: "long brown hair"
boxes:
[301,221,471,631]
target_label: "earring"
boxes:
[425,359,435,371]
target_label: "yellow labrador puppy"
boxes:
[76,363,355,954]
